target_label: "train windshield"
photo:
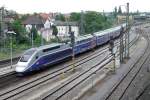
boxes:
[20,49,36,62]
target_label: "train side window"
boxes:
[36,56,39,59]
[43,46,60,52]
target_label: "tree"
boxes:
[0,25,3,47]
[52,25,59,42]
[20,14,30,21]
[11,19,28,44]
[136,10,139,15]
[69,11,112,35]
[84,11,108,34]
[70,12,85,34]
[118,6,122,14]
[30,26,38,40]
[80,11,85,35]
[52,25,58,36]
[70,12,81,21]
[33,12,38,16]
[55,14,65,21]
[113,6,118,17]
[0,25,1,34]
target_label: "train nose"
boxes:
[15,66,26,72]
[15,62,27,72]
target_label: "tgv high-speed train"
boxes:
[16,24,126,74]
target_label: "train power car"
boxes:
[16,43,72,74]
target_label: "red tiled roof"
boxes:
[39,13,49,20]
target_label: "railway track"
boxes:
[0,35,125,86]
[104,27,150,100]
[42,54,112,100]
[40,31,139,100]
[0,43,112,100]
[0,42,110,85]
[0,57,20,68]
[0,31,138,100]
[0,41,114,86]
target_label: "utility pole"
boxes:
[80,10,85,35]
[0,7,2,51]
[120,26,124,63]
[127,2,130,58]
[124,12,127,59]
[41,32,43,46]
[31,32,34,47]
[0,7,4,51]
[69,25,75,72]
[109,36,116,73]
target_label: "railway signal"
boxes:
[70,32,75,48]
[109,36,116,73]
[119,3,130,60]
[69,25,75,72]
[109,36,114,52]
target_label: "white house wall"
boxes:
[25,21,79,42]
[25,24,32,32]
[57,26,67,36]
[56,26,79,37]
[44,20,51,29]
[71,26,79,37]
[40,29,53,41]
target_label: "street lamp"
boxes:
[7,31,16,68]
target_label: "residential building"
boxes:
[52,21,79,37]
[22,15,44,30]
[117,15,133,24]
[22,14,79,42]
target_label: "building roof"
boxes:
[53,21,78,26]
[39,13,50,22]
[23,15,43,25]
[40,13,49,20]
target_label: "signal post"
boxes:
[69,25,75,72]
[109,37,116,73]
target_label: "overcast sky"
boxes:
[0,0,149,14]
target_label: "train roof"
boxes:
[75,34,93,42]
[93,25,122,36]
[36,43,63,51]
[24,48,37,54]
